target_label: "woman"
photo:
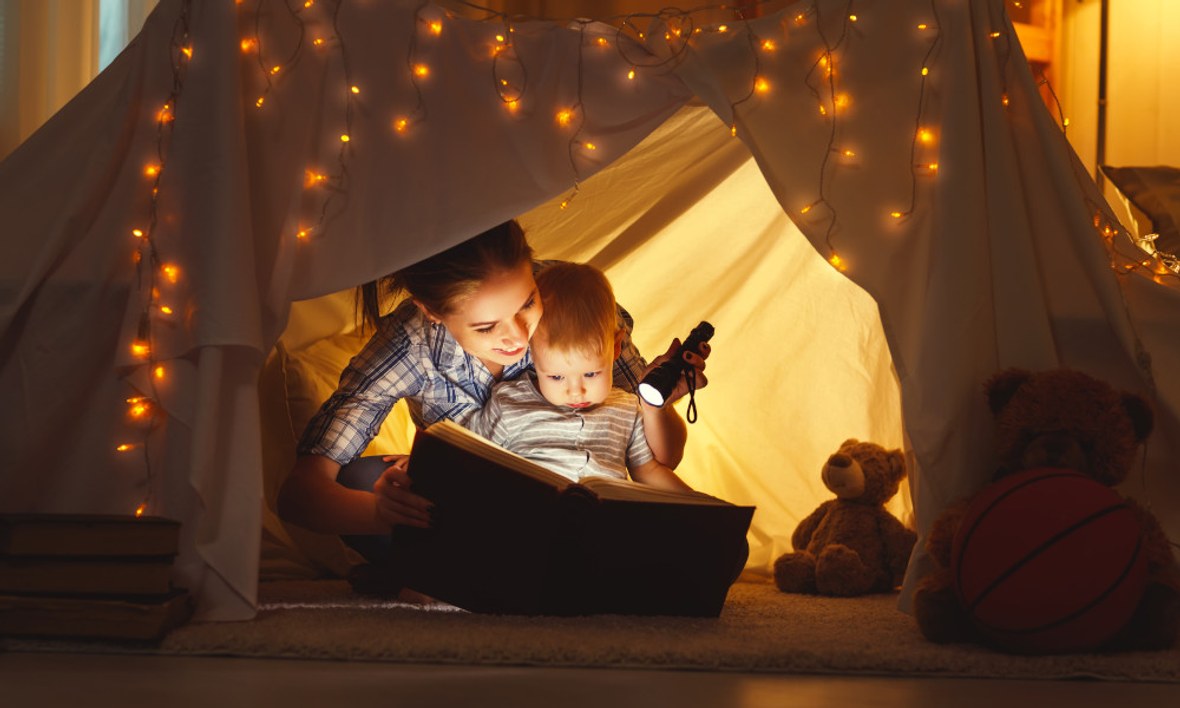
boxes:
[277,221,707,553]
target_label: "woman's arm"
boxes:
[278,454,431,534]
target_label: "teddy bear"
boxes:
[774,439,916,597]
[912,367,1180,652]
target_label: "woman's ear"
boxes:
[412,298,441,325]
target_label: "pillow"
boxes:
[1101,165,1180,259]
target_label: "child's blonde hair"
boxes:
[534,262,617,358]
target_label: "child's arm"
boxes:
[628,458,695,493]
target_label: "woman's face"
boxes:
[433,261,542,373]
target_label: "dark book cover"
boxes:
[0,513,180,558]
[0,590,193,641]
[389,421,754,617]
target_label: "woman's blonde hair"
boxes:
[533,262,617,358]
[359,220,533,330]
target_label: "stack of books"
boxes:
[0,513,193,641]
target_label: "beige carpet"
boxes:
[8,578,1180,681]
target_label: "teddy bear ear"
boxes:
[840,438,859,449]
[985,368,1032,415]
[890,449,907,481]
[1121,393,1154,442]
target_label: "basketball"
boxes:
[951,468,1148,653]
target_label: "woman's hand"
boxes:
[372,455,433,529]
[644,337,711,406]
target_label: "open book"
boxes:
[425,418,735,506]
[389,420,755,617]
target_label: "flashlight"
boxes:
[637,321,714,408]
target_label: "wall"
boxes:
[1059,0,1180,182]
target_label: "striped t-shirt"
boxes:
[463,374,654,483]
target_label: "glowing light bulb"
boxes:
[755,77,770,94]
[303,0,314,8]
[918,128,935,144]
[157,104,173,123]
[925,162,939,172]
[556,110,573,126]
[842,149,856,157]
[794,13,806,25]
[818,104,827,116]
[921,67,929,76]
[240,38,257,53]
[800,204,813,214]
[918,23,928,30]
[270,65,281,75]
[132,228,145,239]
[255,96,265,108]
[761,39,776,51]
[559,199,570,209]
[296,228,311,240]
[1063,117,1071,127]
[429,20,443,35]
[304,170,327,188]
[340,134,350,143]
[1001,94,1010,107]
[849,14,858,22]
[144,164,160,177]
[718,24,729,33]
[990,31,1002,39]
[413,64,430,78]
[159,305,174,316]
[161,264,180,283]
[505,99,519,113]
[890,211,904,219]
[313,37,325,47]
[627,68,636,80]
[135,503,147,517]
[154,365,166,380]
[394,117,409,133]
[829,253,846,271]
[730,124,737,137]
[495,34,505,43]
[131,340,151,358]
[833,94,850,109]
[129,401,151,419]
[350,85,360,94]
[116,443,134,452]
[596,37,608,48]
[181,46,193,59]
[583,142,597,151]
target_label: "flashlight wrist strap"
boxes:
[684,367,698,424]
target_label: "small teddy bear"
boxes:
[912,367,1180,652]
[774,439,916,596]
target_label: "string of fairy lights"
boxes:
[115,0,1178,516]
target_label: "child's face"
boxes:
[434,261,542,371]
[531,341,614,410]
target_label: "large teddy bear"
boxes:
[912,368,1180,651]
[774,439,916,596]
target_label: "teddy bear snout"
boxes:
[1019,431,1089,473]
[822,455,866,499]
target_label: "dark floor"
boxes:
[2,652,1179,708]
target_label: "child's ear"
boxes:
[613,328,624,359]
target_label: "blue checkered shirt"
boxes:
[297,298,648,465]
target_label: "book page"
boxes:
[578,475,733,506]
[425,419,573,491]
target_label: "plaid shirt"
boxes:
[297,298,649,465]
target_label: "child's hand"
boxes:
[644,337,711,406]
[372,455,433,529]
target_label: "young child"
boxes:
[464,262,694,492]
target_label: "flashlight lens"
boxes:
[638,382,665,407]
